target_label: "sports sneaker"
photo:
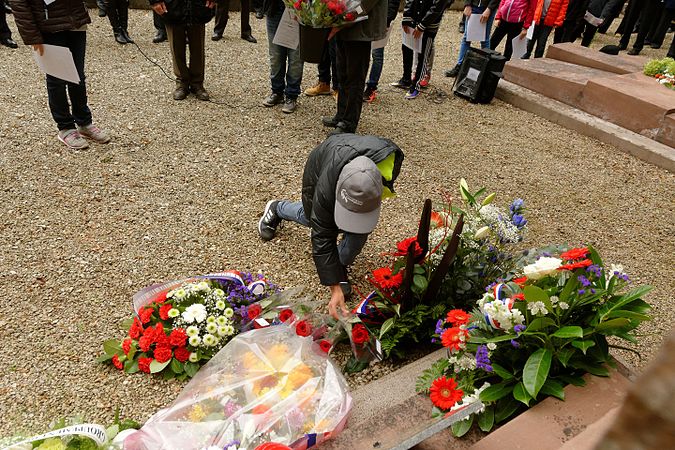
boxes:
[77,124,110,143]
[258,200,281,241]
[405,89,420,100]
[281,98,297,114]
[57,129,89,150]
[304,81,331,96]
[363,86,377,103]
[419,74,430,89]
[262,92,284,107]
[390,78,412,89]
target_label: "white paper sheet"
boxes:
[511,35,528,60]
[31,44,80,84]
[526,22,535,40]
[272,9,299,50]
[584,11,603,27]
[401,28,422,53]
[372,26,392,50]
[466,14,486,43]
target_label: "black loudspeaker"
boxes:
[452,48,507,104]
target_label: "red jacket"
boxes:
[533,0,569,27]
[495,0,539,29]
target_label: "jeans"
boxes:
[490,20,524,60]
[266,7,303,99]
[402,31,436,91]
[276,200,368,267]
[42,31,92,131]
[335,38,371,131]
[366,47,384,89]
[525,22,553,57]
[318,39,339,90]
[457,7,496,66]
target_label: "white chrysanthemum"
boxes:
[523,257,562,280]
[217,326,229,337]
[174,288,186,299]
[189,335,202,346]
[182,303,207,324]
[188,352,199,363]
[226,325,236,336]
[202,334,217,346]
[186,326,199,337]
[196,281,210,292]
[455,354,477,372]
[487,342,497,351]
[477,292,495,308]
[214,288,225,297]
[206,316,216,323]
[550,295,559,305]
[528,301,548,316]
[168,308,180,318]
[511,309,525,325]
[215,316,227,326]
[206,322,218,334]
[559,302,570,310]
[215,300,226,310]
[223,307,234,318]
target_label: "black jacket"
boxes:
[587,0,622,18]
[402,0,450,31]
[149,0,216,26]
[301,135,404,286]
[464,0,499,10]
[387,0,401,26]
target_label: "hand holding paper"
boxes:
[466,14,487,42]
[31,44,80,84]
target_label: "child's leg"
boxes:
[64,30,93,127]
[402,43,414,81]
[412,31,437,91]
[489,20,508,51]
[533,25,552,57]
[367,47,385,89]
[503,22,524,59]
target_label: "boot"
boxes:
[107,2,127,44]
[119,2,134,44]
[96,0,106,17]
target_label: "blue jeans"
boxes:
[43,30,92,131]
[366,47,384,89]
[457,7,497,67]
[266,8,303,99]
[276,200,369,267]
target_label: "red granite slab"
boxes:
[657,113,675,149]
[546,43,648,75]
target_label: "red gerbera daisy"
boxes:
[441,327,468,352]
[560,247,590,261]
[371,267,404,290]
[446,309,470,326]
[430,211,447,228]
[558,259,593,271]
[512,276,528,286]
[395,237,423,258]
[511,293,525,301]
[429,376,464,410]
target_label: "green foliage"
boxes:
[644,57,674,76]
[415,358,450,394]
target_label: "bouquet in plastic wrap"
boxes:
[284,0,366,28]
[122,324,352,450]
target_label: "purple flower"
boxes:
[514,324,526,334]
[435,319,444,335]
[510,339,520,348]
[431,338,437,344]
[510,199,525,214]
[223,440,241,450]
[577,275,592,287]
[475,345,493,372]
[586,264,602,278]
[224,400,241,417]
[511,214,527,229]
[578,289,586,295]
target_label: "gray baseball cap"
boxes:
[334,156,383,234]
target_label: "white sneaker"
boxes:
[57,129,89,150]
[77,123,110,143]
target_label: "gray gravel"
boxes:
[0,9,673,436]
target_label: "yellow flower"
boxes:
[286,363,313,390]
[266,343,290,368]
[315,418,332,431]
[302,421,315,434]
[188,404,207,422]
[37,439,66,450]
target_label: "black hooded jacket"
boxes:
[149,0,217,26]
[301,135,404,287]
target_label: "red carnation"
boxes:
[395,237,423,258]
[446,309,470,326]
[154,291,168,304]
[138,357,153,373]
[138,335,153,353]
[128,318,143,339]
[345,12,356,21]
[279,308,295,323]
[371,267,404,290]
[112,354,124,370]
[139,307,153,324]
[513,276,528,286]
[122,338,132,355]
[319,340,332,353]
[511,293,525,301]
[351,324,370,345]
[174,346,190,362]
[169,328,187,347]
[248,304,263,320]
[154,346,173,364]
[429,376,463,410]
[441,327,468,352]
[159,304,173,321]
[560,247,590,261]
[295,320,312,337]
[558,259,593,271]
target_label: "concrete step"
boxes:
[503,58,614,107]
[468,367,632,450]
[545,43,648,75]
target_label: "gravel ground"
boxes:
[0,9,673,436]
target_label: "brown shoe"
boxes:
[192,86,210,101]
[173,86,188,101]
[304,81,331,96]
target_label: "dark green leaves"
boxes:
[523,349,552,398]
[479,382,514,402]
[552,326,583,339]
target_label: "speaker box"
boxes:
[452,48,507,104]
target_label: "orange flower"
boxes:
[252,405,271,415]
[560,247,590,261]
[441,327,467,352]
[513,276,528,286]
[558,259,593,271]
[429,376,463,410]
[446,309,470,326]
[430,211,447,228]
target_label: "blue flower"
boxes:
[510,199,525,215]
[510,339,520,348]
[475,345,493,372]
[514,324,526,334]
[577,275,592,287]
[511,214,527,229]
[434,319,444,335]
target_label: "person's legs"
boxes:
[580,23,597,47]
[410,31,436,92]
[329,39,339,91]
[266,8,286,96]
[401,43,414,81]
[367,47,384,89]
[43,32,77,130]
[105,0,125,42]
[668,33,675,58]
[65,31,93,128]
[335,38,348,122]
[317,42,332,85]
[284,42,304,100]
[525,22,544,58]
[240,0,252,35]
[118,0,133,42]
[187,23,206,90]
[165,23,190,88]
[630,0,662,53]
[275,201,310,227]
[337,39,371,131]
[533,25,552,57]
[456,23,471,66]
[0,1,12,40]
[489,20,509,52]
[480,8,497,49]
[648,9,674,47]
[338,233,369,266]
[503,22,524,59]
[213,0,230,37]
[619,0,644,48]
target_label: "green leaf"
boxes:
[622,299,651,314]
[103,339,122,356]
[481,192,496,206]
[413,264,426,275]
[121,317,134,332]
[393,304,401,316]
[477,406,495,432]
[480,382,514,402]
[559,275,577,304]
[150,359,171,374]
[170,358,184,374]
[184,362,200,377]
[552,326,584,339]
[523,285,553,312]
[523,348,552,398]
[469,334,516,344]
[558,374,586,387]
[413,275,428,292]
[512,382,531,406]
[525,317,556,332]
[491,363,514,381]
[343,358,368,374]
[540,379,565,400]
[124,360,139,374]
[495,397,521,423]
[379,318,396,339]
[556,348,575,367]
[105,424,120,441]
[431,406,443,419]
[416,358,450,394]
[596,318,631,333]
[451,416,474,437]
[606,309,650,322]
[570,360,609,377]
[96,353,113,363]
[571,340,596,354]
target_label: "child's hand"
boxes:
[494,19,500,28]
[32,44,44,56]
[402,25,411,34]
[413,28,422,39]
[463,5,472,17]
[519,28,527,39]
[480,8,491,24]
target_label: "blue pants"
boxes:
[42,30,92,131]
[266,8,303,99]
[276,200,369,267]
[457,8,496,67]
[366,47,384,89]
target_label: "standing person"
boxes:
[211,0,256,43]
[104,0,133,44]
[261,0,303,113]
[391,0,449,99]
[553,0,588,43]
[322,0,388,134]
[668,31,675,58]
[257,134,404,319]
[304,40,338,98]
[444,0,499,78]
[574,0,621,47]
[489,0,538,59]
[152,10,167,43]
[597,0,625,32]
[617,0,644,49]
[363,0,401,103]
[646,1,675,49]
[524,0,569,58]
[626,0,669,54]
[10,0,110,149]
[150,0,217,101]
[1,0,17,48]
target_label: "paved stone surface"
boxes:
[545,43,648,75]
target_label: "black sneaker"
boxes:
[258,200,281,241]
[444,65,460,78]
[390,78,412,89]
[363,86,377,103]
[262,92,284,107]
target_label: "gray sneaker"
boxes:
[77,124,111,143]
[57,129,89,150]
[262,92,284,107]
[281,98,297,114]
